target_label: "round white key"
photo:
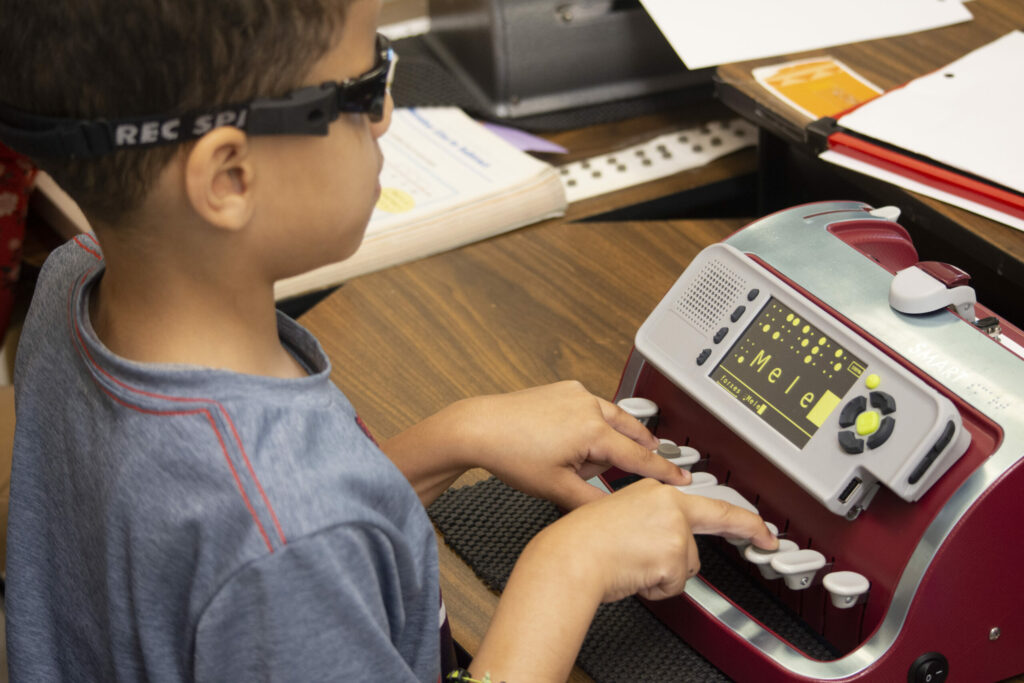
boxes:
[823,571,870,608]
[743,538,798,579]
[656,439,681,458]
[655,439,701,470]
[771,549,827,590]
[618,397,658,426]
[671,445,701,470]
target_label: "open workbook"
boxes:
[275,106,567,299]
[31,106,568,301]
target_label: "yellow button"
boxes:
[856,410,880,436]
[865,373,880,389]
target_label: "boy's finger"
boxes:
[549,470,608,509]
[592,430,691,487]
[597,397,659,449]
[678,494,778,550]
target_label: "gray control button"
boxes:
[730,306,746,322]
[908,421,956,484]
[866,416,895,449]
[747,288,759,301]
[869,391,896,415]
[656,441,681,459]
[713,327,728,344]
[696,348,712,365]
[838,430,864,454]
[839,396,866,428]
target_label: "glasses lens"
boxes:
[336,35,394,121]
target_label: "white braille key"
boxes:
[744,539,799,579]
[656,439,701,469]
[823,571,870,608]
[771,549,827,590]
[618,397,658,428]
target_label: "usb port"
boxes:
[839,477,862,504]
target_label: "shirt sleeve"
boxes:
[193,523,432,682]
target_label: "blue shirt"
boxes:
[6,235,441,681]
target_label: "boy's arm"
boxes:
[469,480,778,681]
[381,381,690,507]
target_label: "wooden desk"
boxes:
[714,0,1024,323]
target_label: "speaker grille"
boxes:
[673,259,747,334]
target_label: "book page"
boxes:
[274,108,566,298]
[369,108,557,237]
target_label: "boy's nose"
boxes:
[370,93,393,138]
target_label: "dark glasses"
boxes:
[0,33,397,160]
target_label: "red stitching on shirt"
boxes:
[94,385,276,552]
[66,265,284,552]
[72,234,102,260]
[220,411,287,545]
[355,415,379,446]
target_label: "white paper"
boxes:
[820,149,1024,233]
[639,0,973,69]
[836,30,1024,194]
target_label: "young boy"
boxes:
[0,1,776,680]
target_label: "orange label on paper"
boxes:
[755,58,882,119]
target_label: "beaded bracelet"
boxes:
[445,668,498,683]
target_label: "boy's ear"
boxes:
[183,127,255,231]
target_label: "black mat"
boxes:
[428,477,838,682]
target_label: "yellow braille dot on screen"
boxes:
[812,346,819,354]
[786,313,794,321]
[835,349,843,358]
[801,339,809,347]
[792,317,801,326]
[763,324,771,333]
[819,337,827,346]
[804,355,812,364]
[773,331,780,340]
[802,324,810,333]
[834,362,842,371]
[738,356,745,364]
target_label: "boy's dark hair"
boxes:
[0,0,350,225]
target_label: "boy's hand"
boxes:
[470,478,777,681]
[453,381,691,509]
[535,477,778,603]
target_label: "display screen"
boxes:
[709,298,866,448]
